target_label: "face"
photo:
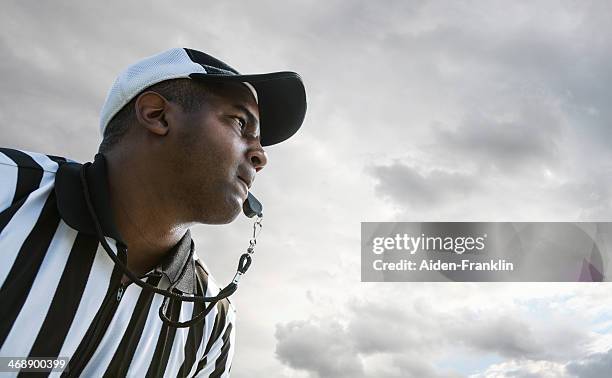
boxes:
[164,82,267,224]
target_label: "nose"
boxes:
[247,144,268,172]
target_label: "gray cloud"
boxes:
[273,301,455,377]
[369,163,479,209]
[448,313,591,362]
[470,359,568,378]
[274,314,462,378]
[345,300,443,355]
[566,349,612,378]
[275,319,364,378]
[433,99,565,174]
[275,297,593,377]
[556,171,612,221]
[354,1,612,219]
[389,354,464,378]
[470,349,612,378]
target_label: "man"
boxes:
[0,48,306,377]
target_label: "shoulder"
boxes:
[0,147,68,174]
[0,148,70,214]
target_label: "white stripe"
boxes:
[224,308,237,376]
[0,174,54,286]
[162,301,194,377]
[193,305,236,378]
[0,149,60,172]
[52,242,116,373]
[125,294,165,376]
[193,304,232,377]
[0,148,58,215]
[186,280,222,377]
[201,307,236,378]
[0,222,77,357]
[79,284,142,377]
[26,151,60,174]
[0,152,18,212]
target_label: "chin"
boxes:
[201,196,244,225]
[217,207,242,224]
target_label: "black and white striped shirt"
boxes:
[0,148,236,377]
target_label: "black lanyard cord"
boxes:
[79,162,254,327]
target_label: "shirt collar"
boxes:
[54,153,196,294]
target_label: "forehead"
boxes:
[204,81,259,115]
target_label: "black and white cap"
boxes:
[100,48,307,146]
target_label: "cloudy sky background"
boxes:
[2,1,612,377]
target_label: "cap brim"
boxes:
[189,71,306,146]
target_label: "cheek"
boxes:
[172,109,244,166]
[208,121,246,158]
[181,123,245,180]
[202,133,242,169]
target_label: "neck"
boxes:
[103,150,190,277]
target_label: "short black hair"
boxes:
[98,79,213,153]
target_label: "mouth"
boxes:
[237,176,252,191]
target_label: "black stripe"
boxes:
[0,191,60,347]
[204,300,229,355]
[194,299,229,375]
[103,275,162,377]
[210,322,233,378]
[0,148,45,204]
[0,148,44,234]
[46,154,67,164]
[24,233,99,360]
[146,295,182,377]
[0,196,28,236]
[62,264,124,377]
[176,265,210,378]
[194,353,206,374]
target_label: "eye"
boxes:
[232,116,247,130]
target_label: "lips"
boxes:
[237,175,252,191]
[237,170,255,190]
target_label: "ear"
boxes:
[134,91,171,136]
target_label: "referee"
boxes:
[0,48,306,377]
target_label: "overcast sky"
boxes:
[2,1,612,377]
